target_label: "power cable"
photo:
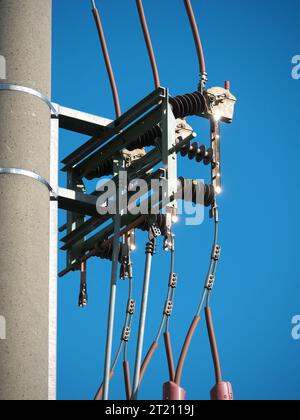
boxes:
[136,0,161,89]
[94,274,135,400]
[183,0,207,91]
[205,295,223,384]
[174,203,219,387]
[131,238,157,400]
[91,0,122,118]
[138,234,177,387]
[203,220,234,400]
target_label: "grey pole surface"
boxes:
[132,243,154,400]
[0,0,53,400]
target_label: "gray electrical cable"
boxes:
[204,219,223,385]
[165,288,175,332]
[131,240,155,400]
[111,342,123,372]
[196,216,219,317]
[95,275,134,401]
[175,206,219,386]
[166,241,175,332]
[137,237,177,388]
[156,247,175,341]
[206,257,219,308]
[155,314,167,344]
[102,161,125,401]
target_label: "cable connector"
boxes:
[169,272,178,289]
[145,240,156,256]
[164,300,174,317]
[199,72,208,92]
[120,261,133,280]
[206,274,215,291]
[210,201,219,222]
[127,299,136,315]
[79,283,88,308]
[122,326,131,342]
[211,244,221,261]
[79,261,88,308]
[149,223,161,240]
[163,381,186,401]
[211,382,234,401]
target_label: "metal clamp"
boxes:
[169,272,178,289]
[0,83,58,116]
[164,300,173,317]
[148,220,161,241]
[126,299,136,315]
[122,326,131,342]
[206,274,216,291]
[211,244,221,261]
[0,168,58,199]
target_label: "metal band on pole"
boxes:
[0,168,58,199]
[0,84,58,116]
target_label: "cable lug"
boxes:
[78,261,88,308]
[78,284,88,308]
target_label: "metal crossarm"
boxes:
[61,88,166,171]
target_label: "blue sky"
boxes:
[53,0,300,400]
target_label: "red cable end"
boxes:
[210,382,234,401]
[163,382,187,401]
[225,80,231,90]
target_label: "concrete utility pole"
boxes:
[0,0,55,400]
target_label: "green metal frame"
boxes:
[56,87,194,277]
